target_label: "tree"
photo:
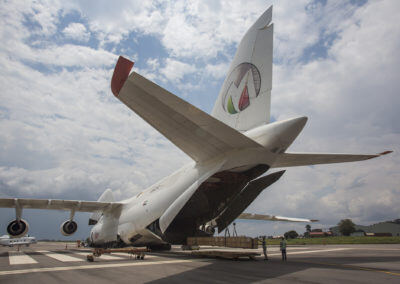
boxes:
[284,230,299,239]
[338,219,356,236]
[304,224,311,238]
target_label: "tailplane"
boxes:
[212,6,273,132]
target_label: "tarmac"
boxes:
[0,242,399,283]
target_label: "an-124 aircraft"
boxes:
[0,7,391,249]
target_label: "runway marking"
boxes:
[36,250,84,262]
[8,251,38,265]
[0,259,203,276]
[75,252,123,260]
[111,252,158,259]
[265,247,313,252]
[267,248,352,256]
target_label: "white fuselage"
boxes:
[90,117,307,245]
[0,235,37,247]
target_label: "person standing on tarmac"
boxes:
[280,237,287,261]
[262,236,268,260]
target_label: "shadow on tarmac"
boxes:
[146,254,400,283]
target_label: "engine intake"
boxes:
[7,219,29,238]
[60,220,78,236]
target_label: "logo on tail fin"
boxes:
[222,62,261,114]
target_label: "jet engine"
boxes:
[7,219,29,238]
[60,220,78,236]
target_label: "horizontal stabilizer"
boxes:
[0,198,122,213]
[112,57,262,162]
[216,170,285,233]
[272,151,392,168]
[238,213,318,223]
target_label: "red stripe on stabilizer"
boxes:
[238,85,250,111]
[111,56,134,97]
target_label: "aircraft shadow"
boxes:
[146,254,400,283]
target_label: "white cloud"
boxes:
[205,62,230,79]
[159,58,196,82]
[63,22,90,42]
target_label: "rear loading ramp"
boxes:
[215,170,285,233]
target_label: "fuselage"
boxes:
[0,235,37,247]
[90,117,307,246]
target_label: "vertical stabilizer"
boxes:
[212,6,273,132]
[88,189,115,225]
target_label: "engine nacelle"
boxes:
[60,220,78,236]
[7,219,29,238]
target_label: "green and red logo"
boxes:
[222,62,261,114]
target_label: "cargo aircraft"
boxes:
[0,7,391,249]
[0,235,37,247]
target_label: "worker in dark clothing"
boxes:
[280,237,287,261]
[262,236,268,260]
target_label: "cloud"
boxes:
[63,22,90,42]
[159,58,196,82]
[205,62,230,79]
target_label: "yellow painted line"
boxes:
[0,259,203,276]
[8,251,38,265]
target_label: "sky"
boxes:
[0,0,399,240]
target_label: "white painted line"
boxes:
[112,252,158,259]
[111,252,133,257]
[9,251,38,265]
[37,250,84,262]
[0,259,203,276]
[264,247,312,252]
[75,252,123,260]
[268,248,352,256]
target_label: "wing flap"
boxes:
[113,57,262,162]
[272,151,392,168]
[0,198,122,212]
[238,213,318,223]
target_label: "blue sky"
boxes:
[0,0,399,240]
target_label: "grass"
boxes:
[264,236,400,245]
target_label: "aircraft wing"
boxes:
[0,198,123,212]
[238,213,318,223]
[111,56,262,163]
[271,151,392,168]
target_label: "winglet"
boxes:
[111,56,134,97]
[379,151,393,156]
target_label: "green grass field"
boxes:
[264,236,400,245]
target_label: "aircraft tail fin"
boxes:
[211,6,273,132]
[89,189,115,225]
